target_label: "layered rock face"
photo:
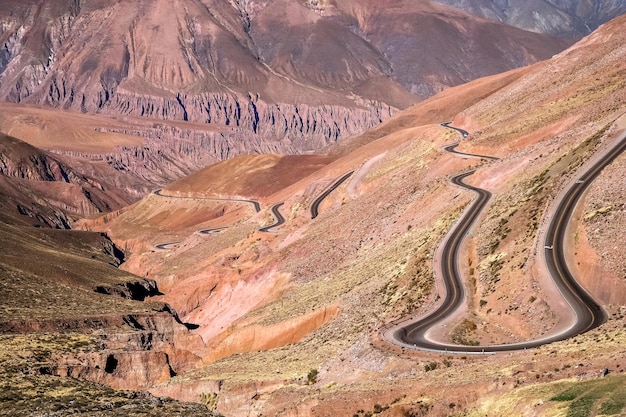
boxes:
[48,312,205,391]
[0,0,582,168]
[0,132,148,226]
[92,97,394,156]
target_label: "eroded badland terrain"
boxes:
[2,1,626,416]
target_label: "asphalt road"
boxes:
[197,226,228,235]
[154,241,181,250]
[154,189,261,213]
[258,202,285,233]
[153,191,288,248]
[443,143,499,161]
[440,121,469,138]
[310,171,354,219]
[382,124,623,353]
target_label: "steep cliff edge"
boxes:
[0,217,206,397]
[47,311,205,391]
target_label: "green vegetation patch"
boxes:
[550,374,626,417]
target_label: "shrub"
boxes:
[199,392,218,410]
[424,362,438,372]
[307,368,318,385]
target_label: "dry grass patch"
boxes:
[464,374,626,417]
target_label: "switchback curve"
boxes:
[152,190,280,249]
[382,123,620,353]
[258,202,285,233]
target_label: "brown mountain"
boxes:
[63,14,626,416]
[0,0,577,165]
[2,7,626,417]
[0,131,153,226]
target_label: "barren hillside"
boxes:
[64,14,626,416]
[0,0,581,171]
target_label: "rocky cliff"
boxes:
[0,0,584,166]
[0,217,207,396]
[47,311,205,391]
[87,94,394,154]
[0,132,148,226]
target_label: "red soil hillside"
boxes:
[2,8,626,417]
[71,15,626,416]
[163,154,335,199]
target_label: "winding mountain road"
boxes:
[154,166,358,248]
[382,123,624,353]
[442,143,499,161]
[197,226,228,235]
[310,171,355,219]
[152,191,284,249]
[154,189,261,212]
[440,121,469,138]
[154,241,181,251]
[258,202,285,233]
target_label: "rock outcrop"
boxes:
[94,279,161,301]
[45,312,205,390]
[0,133,147,226]
[0,0,589,169]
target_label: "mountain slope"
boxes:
[0,132,153,226]
[433,0,626,37]
[315,0,572,97]
[74,14,626,416]
[0,0,576,163]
